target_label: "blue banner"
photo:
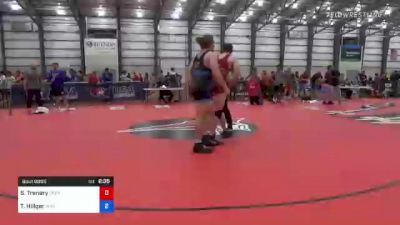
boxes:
[11,82,147,106]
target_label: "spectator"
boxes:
[358,70,368,86]
[293,71,300,96]
[120,70,132,82]
[372,73,380,96]
[144,73,149,83]
[247,72,262,105]
[298,71,310,98]
[24,63,44,114]
[273,68,285,103]
[138,73,144,82]
[324,65,333,84]
[283,68,294,98]
[15,70,24,83]
[102,68,113,83]
[68,68,79,82]
[310,71,323,99]
[260,70,269,97]
[0,71,5,81]
[88,71,99,85]
[77,70,85,82]
[88,71,101,96]
[158,84,174,105]
[390,70,399,97]
[170,67,177,76]
[132,72,140,81]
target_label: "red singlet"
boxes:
[214,53,232,94]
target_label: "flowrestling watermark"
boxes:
[327,10,385,19]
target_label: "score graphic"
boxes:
[18,177,114,213]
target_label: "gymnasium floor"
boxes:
[1,98,400,225]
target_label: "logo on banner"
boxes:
[121,118,257,140]
[89,87,107,97]
[65,86,79,100]
[113,86,135,99]
[85,40,116,49]
[354,113,400,125]
[327,103,395,116]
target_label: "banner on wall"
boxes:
[84,38,119,82]
[341,44,362,61]
[390,49,398,61]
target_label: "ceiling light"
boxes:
[312,15,316,19]
[137,10,144,18]
[56,9,66,15]
[9,2,22,11]
[257,0,263,7]
[97,7,106,17]
[171,12,180,19]
[384,8,391,15]
[292,2,298,9]
[272,18,278,23]
[355,2,361,11]
[98,10,106,16]
[327,6,331,11]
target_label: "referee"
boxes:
[24,63,43,114]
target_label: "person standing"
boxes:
[24,64,44,114]
[298,71,310,98]
[215,43,241,137]
[247,72,262,105]
[47,63,69,111]
[390,70,399,97]
[189,34,229,153]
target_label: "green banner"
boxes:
[341,45,362,61]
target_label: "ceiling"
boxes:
[1,0,400,32]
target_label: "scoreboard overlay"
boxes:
[18,176,114,213]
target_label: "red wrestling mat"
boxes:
[1,99,400,225]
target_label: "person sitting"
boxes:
[358,70,368,86]
[120,70,132,82]
[132,72,141,81]
[247,72,262,105]
[102,68,113,83]
[158,78,174,104]
[68,67,79,82]
[138,73,144,82]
